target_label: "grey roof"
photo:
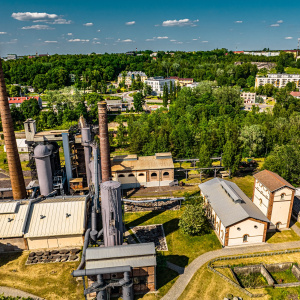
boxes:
[199,178,270,227]
[86,243,156,269]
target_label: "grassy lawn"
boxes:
[266,229,300,243]
[227,175,255,198]
[124,210,221,268]
[285,67,300,74]
[270,267,298,284]
[236,272,268,288]
[0,252,84,300]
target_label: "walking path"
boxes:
[0,286,44,299]
[162,240,300,300]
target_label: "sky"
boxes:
[0,0,300,56]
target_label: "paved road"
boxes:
[162,240,300,300]
[0,286,44,299]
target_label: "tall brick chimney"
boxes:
[0,58,27,199]
[98,102,111,182]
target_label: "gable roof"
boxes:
[199,178,269,227]
[254,170,295,192]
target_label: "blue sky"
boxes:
[0,0,300,56]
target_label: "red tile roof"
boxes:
[254,170,295,192]
[290,92,300,97]
[8,96,40,104]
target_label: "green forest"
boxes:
[1,50,300,185]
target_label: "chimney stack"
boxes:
[98,102,111,182]
[0,58,27,199]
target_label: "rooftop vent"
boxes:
[220,181,243,203]
[8,217,14,222]
[40,215,45,219]
[66,213,71,218]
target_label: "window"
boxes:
[237,227,241,231]
[259,198,262,206]
[138,173,145,176]
[118,174,125,177]
[128,174,135,177]
[243,235,248,243]
[163,172,170,177]
[281,194,285,200]
[151,173,157,178]
[254,225,258,229]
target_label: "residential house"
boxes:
[8,96,42,109]
[255,74,300,89]
[117,71,147,86]
[144,77,175,96]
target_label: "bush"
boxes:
[179,201,208,236]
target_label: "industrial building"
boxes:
[111,152,175,189]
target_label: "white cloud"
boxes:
[270,24,280,27]
[277,20,284,23]
[44,40,58,43]
[285,37,293,39]
[175,41,183,44]
[170,39,177,42]
[50,18,72,24]
[235,21,243,23]
[122,39,133,42]
[92,41,101,44]
[145,38,155,41]
[0,32,7,34]
[162,18,199,27]
[83,22,93,26]
[68,39,89,42]
[97,29,101,32]
[192,38,198,40]
[156,36,168,39]
[67,33,72,36]
[125,21,135,25]
[202,41,208,43]
[22,25,54,30]
[12,12,58,21]
[93,38,99,40]
[0,39,17,45]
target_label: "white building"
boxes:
[252,170,295,231]
[199,178,269,247]
[117,71,147,86]
[144,77,176,96]
[4,139,29,153]
[255,74,300,89]
[244,51,280,57]
[241,92,256,104]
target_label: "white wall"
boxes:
[270,187,294,229]
[253,180,270,216]
[27,235,83,249]
[228,219,265,246]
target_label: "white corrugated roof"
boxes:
[0,204,28,238]
[24,198,86,238]
[0,202,20,214]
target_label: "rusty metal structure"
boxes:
[98,102,111,182]
[0,58,26,200]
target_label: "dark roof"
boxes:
[199,178,269,227]
[254,170,295,192]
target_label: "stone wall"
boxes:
[292,264,300,281]
[265,262,293,273]
[261,265,275,286]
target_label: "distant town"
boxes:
[0,48,300,300]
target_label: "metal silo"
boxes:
[100,180,123,247]
[34,144,53,196]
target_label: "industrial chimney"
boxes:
[0,58,27,200]
[98,102,111,182]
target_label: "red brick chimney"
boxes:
[0,58,26,199]
[98,102,111,182]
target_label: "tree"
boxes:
[20,98,40,120]
[133,92,145,112]
[246,75,255,88]
[240,125,265,157]
[116,121,127,148]
[162,83,169,107]
[198,143,212,169]
[222,140,241,177]
[263,144,300,186]
[179,200,207,236]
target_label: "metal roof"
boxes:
[0,203,28,238]
[199,178,270,227]
[86,243,156,269]
[24,197,86,238]
[0,201,20,214]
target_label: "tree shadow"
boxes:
[266,231,277,241]
[166,254,189,268]
[163,218,180,237]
